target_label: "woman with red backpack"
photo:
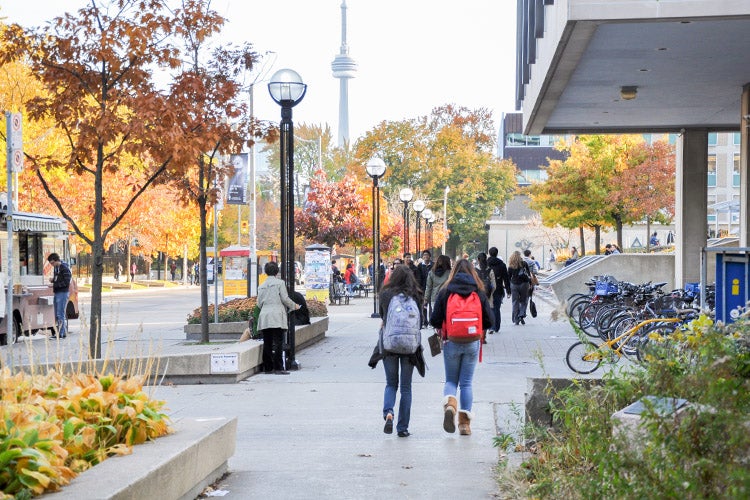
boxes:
[429,259,493,436]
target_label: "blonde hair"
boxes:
[508,250,524,270]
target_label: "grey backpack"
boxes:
[380,293,421,354]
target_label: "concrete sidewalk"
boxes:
[155,287,578,498]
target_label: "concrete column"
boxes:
[740,84,750,246]
[675,130,708,287]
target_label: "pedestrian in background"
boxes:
[47,253,71,339]
[424,254,451,316]
[130,262,136,282]
[114,261,121,281]
[429,259,493,436]
[547,249,555,270]
[378,265,423,437]
[486,247,511,333]
[508,250,532,325]
[257,261,300,375]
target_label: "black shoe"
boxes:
[273,370,290,375]
[50,334,57,338]
[60,335,67,339]
[397,431,410,438]
[520,318,525,325]
[384,414,394,434]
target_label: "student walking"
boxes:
[378,265,423,438]
[424,255,451,318]
[508,251,532,325]
[486,247,511,333]
[47,253,72,339]
[429,259,493,435]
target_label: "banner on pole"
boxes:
[227,153,248,205]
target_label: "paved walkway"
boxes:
[154,287,578,498]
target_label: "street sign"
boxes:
[6,112,23,172]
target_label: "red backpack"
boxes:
[443,292,483,341]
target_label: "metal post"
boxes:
[371,177,380,318]
[402,201,410,255]
[443,186,450,256]
[280,105,298,369]
[5,112,14,337]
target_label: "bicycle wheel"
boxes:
[567,294,591,318]
[577,304,602,338]
[565,341,603,374]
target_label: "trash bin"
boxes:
[715,251,750,323]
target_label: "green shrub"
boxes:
[186,296,328,324]
[517,314,750,499]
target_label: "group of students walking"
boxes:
[374,247,539,438]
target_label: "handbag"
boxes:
[529,299,538,318]
[427,331,442,357]
[530,274,539,286]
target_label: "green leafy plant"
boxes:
[516,314,750,499]
[0,369,171,498]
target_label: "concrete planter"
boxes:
[184,316,329,348]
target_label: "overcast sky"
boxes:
[1,0,518,144]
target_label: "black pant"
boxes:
[262,328,285,372]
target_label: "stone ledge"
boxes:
[184,316,329,346]
[47,417,237,500]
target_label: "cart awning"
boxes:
[3,211,68,233]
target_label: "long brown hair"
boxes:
[434,254,451,273]
[380,264,421,298]
[446,258,485,293]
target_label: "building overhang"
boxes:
[517,0,750,135]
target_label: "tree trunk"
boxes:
[594,225,601,254]
[89,145,105,359]
[616,216,624,251]
[579,226,585,256]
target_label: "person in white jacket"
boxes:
[257,261,300,375]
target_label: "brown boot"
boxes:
[442,395,457,433]
[458,410,472,435]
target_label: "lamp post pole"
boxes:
[366,157,387,318]
[421,208,433,257]
[443,186,450,256]
[269,68,307,371]
[399,188,413,255]
[413,200,425,256]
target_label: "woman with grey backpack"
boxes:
[377,265,424,438]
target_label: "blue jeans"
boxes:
[492,293,504,331]
[53,290,69,337]
[383,354,414,433]
[443,340,480,411]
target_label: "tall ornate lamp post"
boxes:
[366,157,386,318]
[427,213,436,255]
[412,200,425,256]
[268,68,307,370]
[399,188,413,255]
[443,186,450,256]
[421,208,433,256]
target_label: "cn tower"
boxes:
[331,0,357,148]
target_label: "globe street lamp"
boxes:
[366,157,386,318]
[421,208,433,256]
[427,213,436,255]
[268,68,307,371]
[412,200,425,256]
[399,188,413,255]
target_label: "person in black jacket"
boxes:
[429,259,493,436]
[508,250,532,325]
[47,253,72,339]
[486,247,511,333]
[378,265,424,438]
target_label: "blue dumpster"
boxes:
[715,252,750,323]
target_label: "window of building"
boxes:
[708,155,717,187]
[734,132,741,145]
[506,133,541,147]
[708,133,718,146]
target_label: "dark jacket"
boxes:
[417,261,432,290]
[289,291,311,326]
[487,255,511,298]
[508,262,532,285]
[52,262,72,292]
[429,272,493,332]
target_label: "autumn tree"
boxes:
[354,105,516,255]
[296,169,370,248]
[0,1,270,354]
[529,135,674,253]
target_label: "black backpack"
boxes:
[477,267,494,294]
